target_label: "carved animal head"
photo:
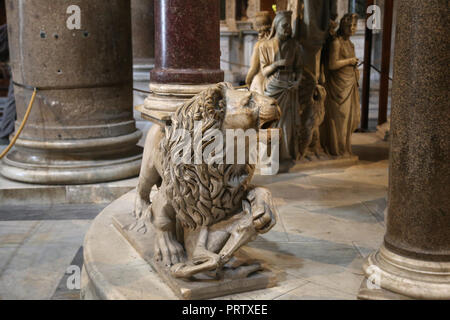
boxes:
[222,85,281,132]
[161,83,281,230]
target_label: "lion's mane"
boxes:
[161,83,254,229]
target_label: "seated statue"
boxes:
[133,82,280,280]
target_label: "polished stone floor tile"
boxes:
[0,220,90,300]
[275,281,356,300]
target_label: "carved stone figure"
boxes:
[246,11,273,94]
[259,10,303,164]
[133,82,280,281]
[297,69,327,159]
[321,13,360,156]
[289,0,337,80]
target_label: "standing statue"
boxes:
[321,13,360,156]
[246,11,273,94]
[259,10,303,164]
[287,0,339,162]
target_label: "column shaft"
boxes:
[359,0,450,300]
[2,0,142,184]
[131,0,155,62]
[141,0,224,118]
[385,0,449,261]
[151,0,223,84]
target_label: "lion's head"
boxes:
[161,82,280,229]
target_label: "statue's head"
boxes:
[269,10,292,41]
[254,11,272,40]
[338,13,358,38]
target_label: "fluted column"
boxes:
[358,0,450,299]
[140,0,224,120]
[2,0,142,184]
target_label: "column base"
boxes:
[358,244,450,300]
[1,131,143,185]
[142,83,214,120]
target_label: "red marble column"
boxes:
[140,0,224,119]
[151,0,223,84]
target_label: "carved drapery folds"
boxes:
[247,1,361,167]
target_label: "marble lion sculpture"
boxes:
[134,82,281,279]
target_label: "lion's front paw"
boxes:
[249,188,277,234]
[154,230,186,266]
[252,203,276,234]
[134,194,150,219]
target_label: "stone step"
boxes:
[0,170,138,205]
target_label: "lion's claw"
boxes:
[154,231,186,266]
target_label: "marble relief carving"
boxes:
[247,5,359,168]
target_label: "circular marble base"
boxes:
[81,189,179,300]
[1,131,143,185]
[359,244,450,300]
[143,83,214,117]
[1,154,142,185]
[81,189,278,300]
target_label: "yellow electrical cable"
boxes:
[0,88,37,159]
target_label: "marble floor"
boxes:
[231,158,388,300]
[0,133,389,300]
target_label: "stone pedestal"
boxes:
[81,190,278,300]
[142,0,224,119]
[2,0,142,184]
[358,0,450,299]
